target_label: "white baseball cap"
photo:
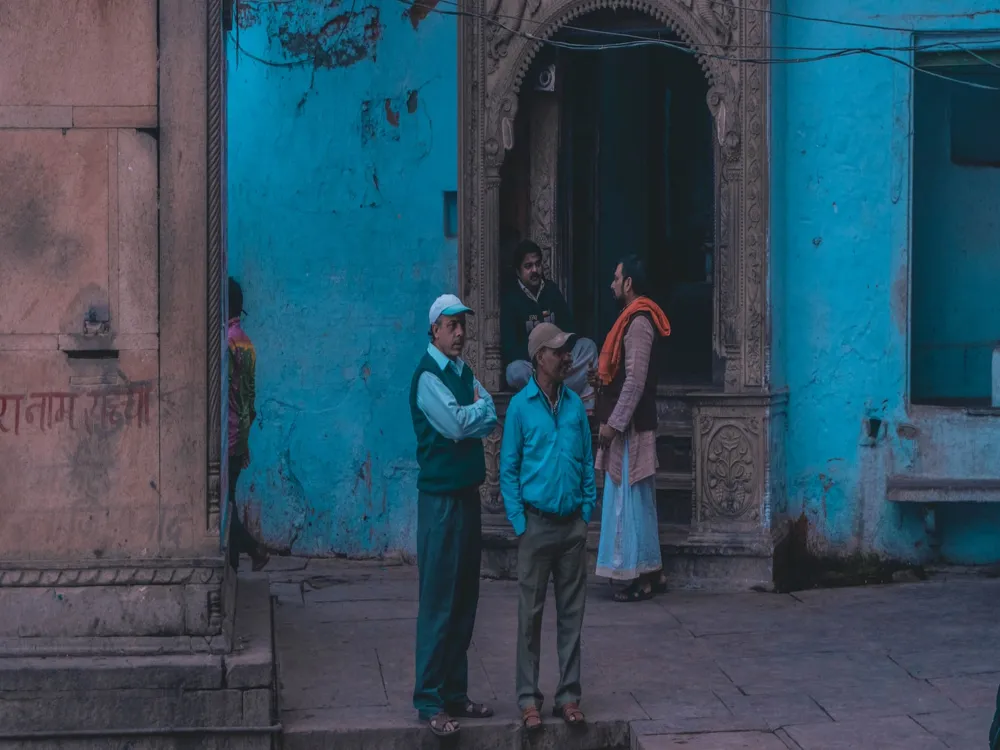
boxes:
[428,294,474,326]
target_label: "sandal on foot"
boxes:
[613,582,654,603]
[553,702,586,726]
[652,573,668,594]
[447,700,494,719]
[427,712,460,737]
[522,706,543,733]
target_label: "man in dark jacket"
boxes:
[500,240,597,409]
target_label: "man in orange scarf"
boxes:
[592,256,671,602]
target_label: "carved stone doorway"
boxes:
[459,0,787,587]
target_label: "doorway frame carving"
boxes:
[459,0,780,552]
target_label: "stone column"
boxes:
[0,1,274,738]
[479,166,509,555]
[0,0,233,656]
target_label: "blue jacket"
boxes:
[499,377,596,536]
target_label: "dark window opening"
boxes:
[911,50,1000,406]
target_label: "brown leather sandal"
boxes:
[554,702,586,726]
[522,706,543,733]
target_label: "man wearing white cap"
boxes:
[500,322,596,732]
[408,293,498,738]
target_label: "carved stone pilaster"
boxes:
[480,393,510,519]
[481,169,503,392]
[207,0,224,533]
[528,94,562,286]
[691,392,787,540]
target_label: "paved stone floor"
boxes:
[257,557,1000,749]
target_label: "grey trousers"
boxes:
[516,512,588,711]
[506,337,598,402]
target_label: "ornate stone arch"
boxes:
[460,0,783,578]
[459,0,766,393]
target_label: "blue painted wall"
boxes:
[776,1,1000,563]
[226,0,456,556]
[228,0,1000,566]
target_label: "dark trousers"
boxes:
[228,456,260,570]
[516,511,588,711]
[412,489,482,720]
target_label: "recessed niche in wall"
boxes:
[443,191,458,238]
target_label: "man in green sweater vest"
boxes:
[409,294,498,738]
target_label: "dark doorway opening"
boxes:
[499,11,717,387]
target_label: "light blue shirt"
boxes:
[416,344,497,441]
[500,377,596,536]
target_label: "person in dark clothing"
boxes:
[227,278,269,572]
[500,240,598,408]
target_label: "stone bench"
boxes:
[887,476,1000,557]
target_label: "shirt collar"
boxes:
[525,376,564,411]
[518,278,545,304]
[426,343,465,375]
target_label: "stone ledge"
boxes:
[0,739,272,750]
[0,688,246,733]
[0,654,223,692]
[282,705,631,750]
[225,578,274,689]
[0,635,229,657]
[72,105,158,128]
[0,105,73,128]
[483,528,783,591]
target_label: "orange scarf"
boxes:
[597,296,671,386]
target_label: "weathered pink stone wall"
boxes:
[0,0,210,563]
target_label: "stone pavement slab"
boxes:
[633,731,791,749]
[263,558,1000,750]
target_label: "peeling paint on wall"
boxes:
[277,6,383,69]
[402,0,441,30]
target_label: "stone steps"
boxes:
[0,575,277,748]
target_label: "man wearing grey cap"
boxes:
[500,322,596,732]
[408,293,498,738]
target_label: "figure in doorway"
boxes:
[500,322,596,732]
[409,294,498,738]
[592,257,671,601]
[500,240,598,409]
[226,278,269,573]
